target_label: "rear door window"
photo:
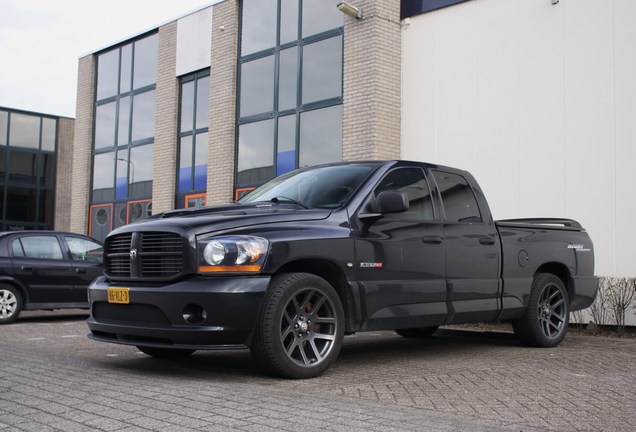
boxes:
[12,236,65,260]
[432,170,482,223]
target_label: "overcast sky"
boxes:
[0,0,219,118]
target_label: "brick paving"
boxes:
[1,311,635,431]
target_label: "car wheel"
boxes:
[512,273,569,347]
[395,326,439,338]
[0,284,23,324]
[136,346,195,359]
[251,273,344,379]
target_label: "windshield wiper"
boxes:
[270,196,309,209]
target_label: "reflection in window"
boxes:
[92,152,115,202]
[241,0,277,56]
[302,36,343,104]
[9,151,37,184]
[94,102,116,149]
[299,105,342,167]
[6,188,38,222]
[65,236,103,263]
[117,96,131,146]
[375,168,435,221]
[9,114,40,149]
[240,56,275,117]
[131,90,156,142]
[302,0,344,38]
[41,154,55,187]
[133,35,158,90]
[237,120,274,186]
[0,111,7,146]
[39,189,55,225]
[432,171,482,223]
[129,144,154,199]
[14,236,63,260]
[96,48,119,100]
[41,118,56,151]
[237,0,343,191]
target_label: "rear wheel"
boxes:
[513,273,569,347]
[395,326,439,338]
[136,346,195,359]
[251,273,344,379]
[0,284,22,324]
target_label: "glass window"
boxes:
[277,115,296,176]
[115,152,129,201]
[129,144,154,199]
[9,113,40,149]
[0,110,8,146]
[302,36,342,104]
[41,153,55,188]
[92,152,115,202]
[302,0,343,38]
[237,120,275,186]
[299,105,342,166]
[133,35,158,90]
[432,171,482,223]
[120,44,133,94]
[178,136,193,192]
[131,90,156,142]
[194,132,208,190]
[41,118,56,151]
[65,236,103,263]
[0,147,5,182]
[279,47,298,111]
[94,102,117,149]
[9,151,37,184]
[96,48,119,100]
[14,236,64,260]
[117,96,131,146]
[280,0,299,44]
[375,168,435,221]
[39,189,54,225]
[6,188,38,222]
[180,81,195,132]
[241,0,277,55]
[240,56,275,117]
[195,76,209,130]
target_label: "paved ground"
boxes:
[1,311,635,431]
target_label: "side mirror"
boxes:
[374,190,409,214]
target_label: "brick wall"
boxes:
[70,56,95,235]
[342,0,402,161]
[206,0,239,205]
[54,117,74,231]
[152,22,179,213]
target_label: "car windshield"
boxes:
[239,163,379,209]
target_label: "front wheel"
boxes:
[251,273,344,379]
[513,273,569,347]
[136,346,195,359]
[0,284,23,324]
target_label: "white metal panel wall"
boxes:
[176,7,213,77]
[402,0,636,278]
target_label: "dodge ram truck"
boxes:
[87,160,597,378]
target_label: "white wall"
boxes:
[176,6,213,77]
[402,0,636,279]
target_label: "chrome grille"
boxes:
[105,232,185,280]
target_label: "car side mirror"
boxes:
[374,190,409,214]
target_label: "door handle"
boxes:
[75,268,87,274]
[422,236,443,244]
[479,237,496,245]
[21,266,33,271]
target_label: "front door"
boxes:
[353,167,447,331]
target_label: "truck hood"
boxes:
[110,203,332,237]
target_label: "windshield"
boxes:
[239,163,379,209]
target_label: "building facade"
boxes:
[0,107,73,232]
[71,0,635,286]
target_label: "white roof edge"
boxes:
[79,0,223,58]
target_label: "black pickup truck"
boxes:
[87,160,597,378]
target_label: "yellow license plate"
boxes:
[107,287,130,304]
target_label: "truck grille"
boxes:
[105,232,186,280]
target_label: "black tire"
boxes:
[136,346,195,359]
[512,273,569,347]
[251,273,344,379]
[0,284,23,324]
[395,326,439,339]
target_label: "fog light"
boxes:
[183,304,207,325]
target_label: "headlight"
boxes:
[198,236,269,274]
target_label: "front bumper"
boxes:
[87,275,271,350]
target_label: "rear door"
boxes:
[10,234,77,304]
[431,170,501,323]
[63,235,104,300]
